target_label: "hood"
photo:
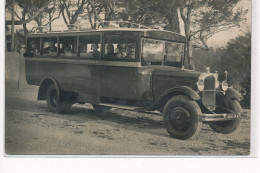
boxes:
[138,65,201,79]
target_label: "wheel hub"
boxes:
[169,107,191,131]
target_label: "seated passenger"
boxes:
[124,44,135,59]
[105,44,116,58]
[23,41,38,57]
[43,40,57,54]
[90,44,100,58]
[115,44,126,58]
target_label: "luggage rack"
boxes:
[31,21,149,33]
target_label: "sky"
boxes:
[205,0,252,48]
[5,0,252,49]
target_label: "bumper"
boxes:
[201,112,247,122]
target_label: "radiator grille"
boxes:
[202,75,216,111]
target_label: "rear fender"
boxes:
[38,76,60,100]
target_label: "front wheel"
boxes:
[46,84,72,113]
[163,95,202,140]
[208,100,242,134]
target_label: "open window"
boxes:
[59,36,77,57]
[79,35,101,59]
[42,37,58,56]
[104,34,137,60]
[24,37,41,57]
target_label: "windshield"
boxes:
[142,38,184,67]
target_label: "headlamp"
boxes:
[221,80,228,91]
[197,79,204,91]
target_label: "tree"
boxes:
[6,0,53,26]
[6,0,53,51]
[117,0,181,32]
[221,32,251,106]
[59,0,88,25]
[179,0,247,70]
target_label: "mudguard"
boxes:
[224,88,242,108]
[38,76,60,100]
[158,86,200,103]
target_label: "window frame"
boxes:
[40,36,59,57]
[141,37,186,68]
[77,32,103,59]
[102,32,139,62]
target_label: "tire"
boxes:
[163,95,202,140]
[92,104,111,113]
[46,84,72,113]
[208,100,241,134]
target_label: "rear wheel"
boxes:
[46,84,72,113]
[163,95,202,140]
[208,100,242,134]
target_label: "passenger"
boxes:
[43,40,57,54]
[115,44,126,58]
[90,44,100,58]
[49,40,57,52]
[124,44,135,59]
[106,44,115,58]
[23,41,38,57]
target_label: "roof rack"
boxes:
[31,21,149,33]
[94,21,148,29]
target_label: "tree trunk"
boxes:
[187,40,195,70]
[165,7,180,33]
[11,0,15,52]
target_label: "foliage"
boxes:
[117,0,180,32]
[179,0,247,69]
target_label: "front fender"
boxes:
[157,86,200,112]
[224,88,241,107]
[161,86,200,101]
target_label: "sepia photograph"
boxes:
[4,0,253,156]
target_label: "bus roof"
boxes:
[27,28,187,43]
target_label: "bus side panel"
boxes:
[99,65,137,100]
[25,58,58,86]
[57,60,100,101]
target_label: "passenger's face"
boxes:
[127,46,135,55]
[31,44,36,49]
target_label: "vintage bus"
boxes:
[24,23,244,140]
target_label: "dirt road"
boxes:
[5,83,250,155]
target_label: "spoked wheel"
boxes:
[163,95,202,140]
[208,100,242,134]
[46,84,72,113]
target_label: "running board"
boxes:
[98,103,147,111]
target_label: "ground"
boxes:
[5,82,250,155]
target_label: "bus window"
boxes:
[59,36,77,57]
[79,35,101,59]
[42,37,58,56]
[104,34,137,60]
[24,38,40,57]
